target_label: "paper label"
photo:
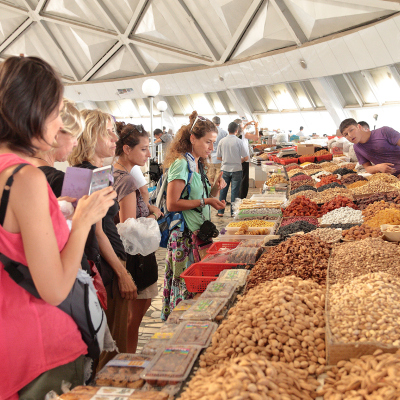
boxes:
[151,332,174,340]
[164,347,190,355]
[106,359,150,368]
[96,387,135,395]
[209,283,225,293]
[185,323,209,329]
[194,299,213,311]
[174,303,193,311]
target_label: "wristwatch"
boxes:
[200,198,205,208]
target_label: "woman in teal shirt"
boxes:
[161,111,226,321]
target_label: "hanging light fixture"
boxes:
[142,79,160,159]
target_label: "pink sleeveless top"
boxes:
[0,154,87,400]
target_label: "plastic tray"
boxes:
[180,262,237,293]
[180,298,228,321]
[216,269,250,287]
[199,281,237,299]
[169,321,217,347]
[316,154,333,162]
[299,156,315,164]
[140,345,201,383]
[218,234,277,243]
[141,325,179,356]
[276,157,299,165]
[206,241,239,254]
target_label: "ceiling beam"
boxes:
[204,93,217,115]
[330,0,400,11]
[126,43,150,74]
[325,76,347,108]
[35,0,47,13]
[251,87,267,112]
[124,0,150,36]
[0,18,33,53]
[285,83,301,110]
[265,86,282,112]
[389,65,400,88]
[343,74,364,107]
[38,20,79,81]
[93,0,123,33]
[226,88,256,121]
[176,0,219,61]
[219,0,265,64]
[81,42,123,82]
[270,0,307,46]
[361,70,383,106]
[0,1,29,15]
[300,81,316,110]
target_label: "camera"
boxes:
[197,220,219,242]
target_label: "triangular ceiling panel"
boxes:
[231,1,296,60]
[1,23,76,80]
[2,0,28,9]
[43,0,115,31]
[285,0,394,40]
[220,0,255,36]
[100,0,140,32]
[0,10,28,44]
[133,0,210,57]
[45,21,119,79]
[91,46,143,80]
[135,45,203,73]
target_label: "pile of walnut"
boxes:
[342,224,382,241]
[179,353,319,400]
[247,235,331,288]
[199,276,326,377]
[318,349,400,399]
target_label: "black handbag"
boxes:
[126,252,158,292]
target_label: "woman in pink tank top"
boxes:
[0,57,117,400]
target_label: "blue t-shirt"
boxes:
[354,127,400,175]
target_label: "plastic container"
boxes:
[316,154,333,162]
[201,252,233,264]
[180,298,228,321]
[166,300,196,324]
[141,325,179,355]
[227,247,263,264]
[206,241,239,254]
[218,234,277,243]
[180,263,237,293]
[225,226,274,235]
[276,157,299,165]
[200,281,237,299]
[381,224,400,241]
[169,321,217,347]
[140,345,201,383]
[95,353,153,388]
[216,269,250,287]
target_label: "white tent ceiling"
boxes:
[0,0,398,83]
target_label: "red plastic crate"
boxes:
[276,157,299,165]
[316,154,333,162]
[299,156,315,164]
[180,262,237,293]
[206,242,239,254]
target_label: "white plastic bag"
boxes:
[117,217,161,256]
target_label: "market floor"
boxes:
[136,187,260,351]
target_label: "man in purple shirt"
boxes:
[339,118,400,175]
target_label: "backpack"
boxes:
[153,154,196,248]
[0,164,106,359]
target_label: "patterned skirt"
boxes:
[160,227,195,321]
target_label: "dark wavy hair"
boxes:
[0,56,64,155]
[115,123,148,156]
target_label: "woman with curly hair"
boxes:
[161,111,226,321]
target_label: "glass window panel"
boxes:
[270,84,297,110]
[190,93,214,115]
[257,86,277,110]
[302,81,325,108]
[243,88,264,112]
[289,82,312,109]
[331,75,358,106]
[370,66,400,104]
[349,72,377,104]
[208,92,227,113]
[177,95,193,114]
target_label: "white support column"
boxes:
[226,89,256,121]
[309,78,351,127]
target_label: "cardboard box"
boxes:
[297,144,315,156]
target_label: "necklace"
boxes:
[116,161,130,173]
[32,156,50,166]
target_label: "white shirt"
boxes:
[130,165,146,188]
[217,134,248,172]
[211,126,228,163]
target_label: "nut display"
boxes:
[314,149,330,156]
[290,185,317,196]
[316,188,355,204]
[280,216,319,227]
[329,272,400,345]
[350,181,398,195]
[318,349,400,399]
[291,179,316,190]
[318,196,358,217]
[316,175,342,188]
[290,174,314,182]
[235,225,271,235]
[228,220,275,228]
[311,171,332,179]
[385,225,400,232]
[289,190,320,203]
[227,247,263,264]
[288,169,303,177]
[286,165,301,172]
[364,208,400,227]
[307,228,342,243]
[342,224,383,240]
[361,200,400,221]
[342,173,367,185]
[357,191,400,210]
[329,238,400,285]
[331,167,355,176]
[367,172,399,184]
[247,235,331,288]
[180,354,320,400]
[322,164,340,172]
[283,196,319,217]
[320,207,363,225]
[346,180,368,189]
[265,175,288,186]
[199,276,326,375]
[302,163,320,170]
[277,221,317,236]
[317,182,346,192]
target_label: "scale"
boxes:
[277,148,297,158]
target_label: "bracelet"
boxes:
[151,212,158,219]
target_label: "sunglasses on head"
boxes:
[120,124,144,141]
[190,115,206,132]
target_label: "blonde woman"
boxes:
[69,109,137,367]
